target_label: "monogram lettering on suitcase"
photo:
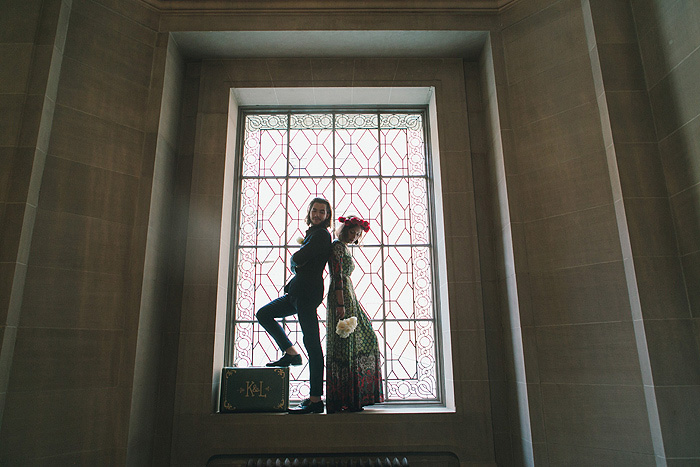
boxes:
[243,380,270,398]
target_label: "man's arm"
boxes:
[291,230,330,267]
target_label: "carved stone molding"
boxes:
[137,0,516,13]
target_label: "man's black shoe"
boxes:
[297,398,312,407]
[288,399,324,414]
[266,353,302,367]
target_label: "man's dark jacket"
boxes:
[284,223,331,306]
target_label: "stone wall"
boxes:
[0,0,162,463]
[0,0,698,465]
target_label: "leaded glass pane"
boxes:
[380,128,409,176]
[380,113,426,176]
[234,248,257,321]
[231,110,440,403]
[379,113,422,131]
[383,246,416,320]
[408,177,430,244]
[246,113,289,131]
[347,246,383,320]
[336,113,378,129]
[412,247,434,319]
[289,128,333,177]
[335,127,380,177]
[334,177,381,246]
[290,113,334,130]
[383,320,437,400]
[238,178,287,246]
[243,114,288,177]
[382,178,412,245]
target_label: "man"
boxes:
[256,197,332,414]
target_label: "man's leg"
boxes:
[256,295,296,353]
[296,298,324,398]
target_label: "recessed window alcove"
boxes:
[172,29,495,464]
[221,88,451,406]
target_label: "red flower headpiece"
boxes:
[338,216,370,232]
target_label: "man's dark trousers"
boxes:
[256,294,323,397]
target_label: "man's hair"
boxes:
[305,197,332,228]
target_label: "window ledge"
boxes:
[217,404,455,415]
[360,405,455,414]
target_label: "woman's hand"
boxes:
[335,289,345,319]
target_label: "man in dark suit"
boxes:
[256,197,332,414]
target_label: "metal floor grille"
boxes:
[208,452,460,466]
[243,458,408,466]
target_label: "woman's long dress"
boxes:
[326,240,384,413]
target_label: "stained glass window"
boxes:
[229,110,439,402]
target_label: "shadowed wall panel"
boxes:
[0,0,69,433]
[629,0,700,461]
[499,0,655,463]
[633,0,700,318]
[0,0,159,463]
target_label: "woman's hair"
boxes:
[304,197,332,228]
[335,215,368,244]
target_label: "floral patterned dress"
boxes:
[326,240,384,413]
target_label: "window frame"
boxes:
[224,105,446,406]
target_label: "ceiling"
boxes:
[143,0,515,11]
[232,87,435,107]
[171,30,489,60]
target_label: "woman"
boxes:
[326,215,384,413]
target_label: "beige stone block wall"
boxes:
[472,44,517,466]
[634,0,700,306]
[490,0,660,464]
[0,0,70,447]
[126,34,188,465]
[0,0,163,463]
[1,0,699,465]
[630,0,700,461]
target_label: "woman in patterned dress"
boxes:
[326,215,384,413]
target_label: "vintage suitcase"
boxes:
[220,367,289,413]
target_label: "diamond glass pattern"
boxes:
[232,111,439,402]
[238,178,287,247]
[243,114,288,178]
[289,114,334,177]
[346,246,383,320]
[334,177,381,245]
[380,113,426,177]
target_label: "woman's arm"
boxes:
[330,242,346,319]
